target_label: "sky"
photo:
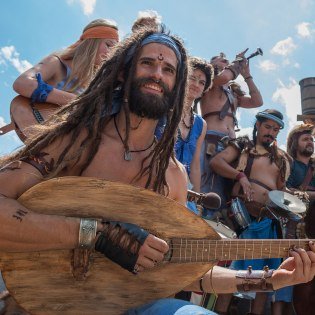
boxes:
[1,0,315,155]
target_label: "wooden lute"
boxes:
[0,95,59,142]
[0,177,312,315]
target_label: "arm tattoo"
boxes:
[13,209,28,222]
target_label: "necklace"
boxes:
[130,117,143,130]
[113,115,157,161]
[181,107,194,129]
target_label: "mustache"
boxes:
[135,77,169,93]
[263,135,274,141]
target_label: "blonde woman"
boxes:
[13,18,119,106]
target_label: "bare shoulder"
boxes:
[0,129,88,199]
[201,119,207,135]
[212,144,240,164]
[201,85,218,100]
[37,54,62,67]
[28,55,62,74]
[166,158,188,205]
[13,54,64,87]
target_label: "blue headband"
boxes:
[125,33,182,65]
[256,111,284,129]
[140,33,182,63]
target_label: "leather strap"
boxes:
[20,153,54,176]
[300,165,314,191]
[0,122,15,135]
[31,105,45,124]
[249,178,273,191]
[243,154,273,191]
[202,111,234,120]
[244,154,254,178]
[203,87,236,121]
[219,96,233,120]
[236,267,274,292]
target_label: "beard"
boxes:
[300,146,314,157]
[261,135,275,148]
[129,77,173,120]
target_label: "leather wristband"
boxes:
[244,75,253,81]
[236,172,246,181]
[236,266,274,292]
[95,221,149,273]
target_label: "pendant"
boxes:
[124,150,132,161]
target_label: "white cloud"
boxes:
[257,60,278,72]
[235,76,249,94]
[236,108,260,135]
[0,46,32,73]
[296,22,312,38]
[235,127,253,138]
[67,0,96,15]
[0,116,6,127]
[270,37,297,56]
[293,62,300,68]
[272,79,301,131]
[280,58,300,69]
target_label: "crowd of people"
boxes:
[0,10,315,315]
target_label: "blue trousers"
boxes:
[125,298,217,315]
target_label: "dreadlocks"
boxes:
[0,27,188,195]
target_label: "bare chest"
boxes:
[81,143,150,186]
[250,156,279,175]
[80,143,177,197]
[249,156,280,192]
[201,88,237,113]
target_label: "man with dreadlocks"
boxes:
[0,29,314,314]
[210,109,293,315]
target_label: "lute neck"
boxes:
[168,238,313,263]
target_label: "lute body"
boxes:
[0,177,312,314]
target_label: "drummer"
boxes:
[209,109,291,315]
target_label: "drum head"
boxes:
[268,190,306,214]
[204,219,237,239]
